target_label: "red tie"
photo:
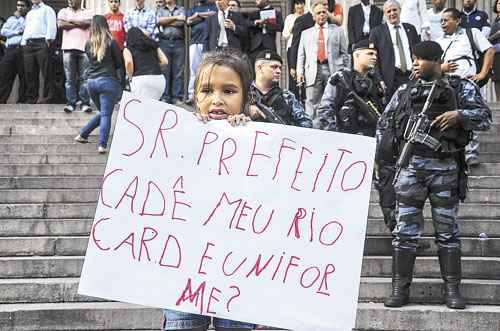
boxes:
[317,26,326,63]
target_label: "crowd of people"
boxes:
[0,0,498,327]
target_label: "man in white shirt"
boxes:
[427,0,445,41]
[400,0,431,40]
[21,0,57,104]
[438,7,495,166]
[296,2,349,118]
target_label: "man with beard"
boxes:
[247,50,312,128]
[377,41,491,309]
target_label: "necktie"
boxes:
[218,10,228,47]
[395,25,407,72]
[317,26,326,63]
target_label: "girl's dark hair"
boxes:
[494,0,500,14]
[126,27,159,51]
[194,48,252,112]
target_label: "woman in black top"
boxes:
[490,0,500,101]
[75,15,125,154]
[123,27,168,100]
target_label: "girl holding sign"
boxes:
[161,49,254,330]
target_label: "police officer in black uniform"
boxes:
[317,39,385,136]
[247,50,312,128]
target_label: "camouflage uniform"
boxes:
[377,78,491,250]
[378,77,491,310]
[248,82,312,128]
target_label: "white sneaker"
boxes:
[74,134,89,143]
[98,146,107,154]
[63,105,75,113]
[81,104,92,113]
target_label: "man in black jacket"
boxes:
[205,0,247,51]
[347,0,383,52]
[369,0,420,97]
[246,0,283,60]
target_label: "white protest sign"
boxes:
[78,92,375,331]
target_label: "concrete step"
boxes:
[0,189,100,203]
[0,135,101,144]
[0,143,104,154]
[0,301,498,331]
[0,301,160,330]
[0,236,87,257]
[359,277,500,305]
[1,218,498,238]
[1,255,499,279]
[0,278,100,304]
[364,236,500,257]
[1,161,500,178]
[0,164,105,177]
[0,219,92,237]
[0,154,107,164]
[0,125,115,136]
[370,188,500,204]
[4,187,500,204]
[2,202,500,219]
[0,233,498,258]
[0,177,102,189]
[0,277,498,306]
[367,218,500,238]
[3,175,500,190]
[361,256,500,279]
[355,302,500,331]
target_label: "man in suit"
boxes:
[247,0,284,60]
[347,0,383,52]
[205,0,247,51]
[297,1,349,119]
[369,0,420,98]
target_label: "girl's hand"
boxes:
[227,114,250,127]
[195,112,210,123]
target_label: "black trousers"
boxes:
[0,47,26,103]
[23,43,55,104]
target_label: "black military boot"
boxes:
[384,247,416,307]
[438,247,466,309]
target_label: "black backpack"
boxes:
[465,28,493,88]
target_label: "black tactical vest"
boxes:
[398,79,470,156]
[260,86,294,125]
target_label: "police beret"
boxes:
[255,50,282,63]
[412,41,443,61]
[352,39,377,52]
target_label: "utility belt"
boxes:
[412,144,456,159]
[160,35,183,41]
[25,38,47,46]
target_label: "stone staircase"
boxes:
[0,104,500,331]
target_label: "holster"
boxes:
[455,150,468,202]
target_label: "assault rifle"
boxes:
[249,90,286,124]
[393,82,441,185]
[337,72,382,126]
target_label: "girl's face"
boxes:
[195,65,244,120]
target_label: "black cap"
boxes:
[412,41,443,61]
[255,50,282,64]
[352,39,377,52]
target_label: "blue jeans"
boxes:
[162,309,255,330]
[80,77,121,148]
[63,50,90,106]
[159,39,185,103]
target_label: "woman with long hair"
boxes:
[75,15,125,154]
[123,27,168,100]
